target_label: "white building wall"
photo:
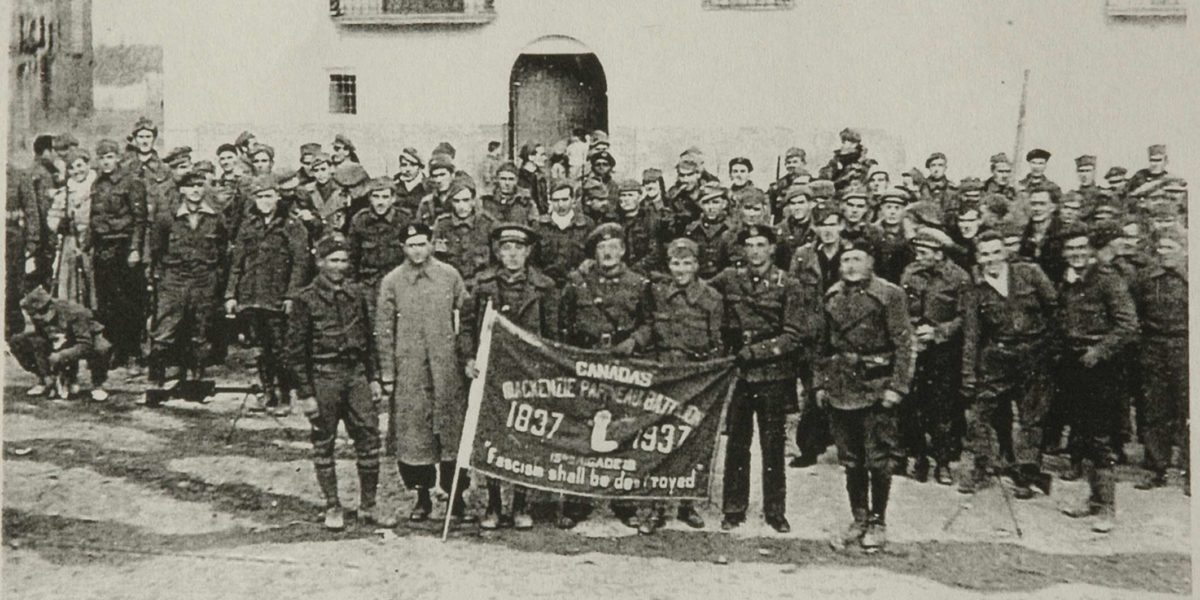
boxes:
[161,0,1198,185]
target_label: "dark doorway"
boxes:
[508,53,607,156]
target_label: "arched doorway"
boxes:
[508,36,607,157]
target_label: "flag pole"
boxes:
[1011,69,1031,181]
[442,301,496,541]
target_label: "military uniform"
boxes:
[559,262,653,350]
[348,205,411,314]
[1131,256,1188,484]
[11,289,112,393]
[665,181,703,236]
[787,239,843,466]
[618,207,667,276]
[685,218,735,280]
[1019,216,1067,283]
[1017,173,1063,204]
[873,222,911,284]
[90,165,149,366]
[481,187,539,226]
[919,176,958,216]
[6,165,39,337]
[774,216,816,269]
[432,210,497,283]
[532,212,594,285]
[19,157,56,289]
[819,140,872,192]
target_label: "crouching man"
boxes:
[12,287,112,401]
[285,233,396,531]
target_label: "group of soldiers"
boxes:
[4,119,1189,548]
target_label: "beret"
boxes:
[642,168,663,183]
[959,176,984,193]
[989,152,1011,165]
[333,163,369,188]
[879,187,909,204]
[581,178,609,197]
[276,169,302,191]
[906,201,943,228]
[491,224,537,246]
[428,155,455,173]
[403,223,433,243]
[868,165,889,179]
[164,146,193,166]
[433,141,456,159]
[841,186,869,201]
[785,184,812,202]
[217,143,238,155]
[1025,148,1051,161]
[808,179,835,198]
[367,177,394,193]
[1130,179,1165,198]
[1105,166,1128,179]
[192,160,216,175]
[1074,155,1097,168]
[843,231,877,257]
[586,222,626,251]
[1060,191,1084,208]
[698,183,728,203]
[315,233,351,258]
[1161,177,1187,192]
[309,152,331,168]
[247,174,278,195]
[729,157,753,171]
[999,219,1025,239]
[248,144,274,161]
[495,161,520,177]
[333,134,356,151]
[448,172,477,197]
[739,188,768,209]
[676,158,700,173]
[1148,144,1167,157]
[300,142,322,158]
[812,205,843,225]
[132,117,158,136]
[925,152,947,167]
[839,128,862,144]
[681,146,704,158]
[1150,202,1178,219]
[235,131,255,147]
[912,226,954,250]
[20,286,53,313]
[398,147,423,167]
[589,151,615,166]
[177,172,207,188]
[1154,224,1187,252]
[785,147,806,160]
[617,178,642,193]
[736,224,777,245]
[1087,221,1123,249]
[95,139,121,156]
[666,237,700,259]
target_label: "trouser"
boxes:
[357,273,385,326]
[93,237,146,365]
[10,331,112,387]
[966,342,1052,473]
[149,274,218,381]
[6,237,25,339]
[794,363,831,459]
[1117,344,1142,446]
[207,261,233,365]
[485,478,528,514]
[1059,353,1121,511]
[244,307,290,404]
[906,343,965,465]
[1141,337,1189,475]
[398,460,470,496]
[309,363,382,508]
[722,379,788,518]
[830,404,898,523]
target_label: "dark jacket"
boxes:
[1131,260,1187,339]
[348,206,412,285]
[90,167,148,253]
[432,210,498,282]
[532,212,594,285]
[150,202,227,282]
[1057,263,1138,362]
[647,277,725,361]
[961,262,1059,392]
[710,264,817,382]
[225,208,309,310]
[461,266,560,355]
[559,262,653,349]
[285,274,378,399]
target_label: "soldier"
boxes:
[1104,166,1130,208]
[432,173,497,283]
[88,139,149,372]
[684,184,735,280]
[516,142,549,213]
[376,223,474,524]
[145,172,228,394]
[558,223,654,529]
[481,162,538,226]
[665,158,704,235]
[774,185,817,268]
[1019,149,1063,203]
[11,287,112,401]
[960,230,1058,499]
[840,188,883,250]
[1060,193,1085,227]
[809,179,837,214]
[1131,225,1187,493]
[247,144,275,177]
[1125,144,1169,195]
[6,163,39,338]
[415,156,457,226]
[867,166,890,216]
[21,134,59,289]
[1019,189,1067,283]
[728,157,763,215]
[461,224,559,530]
[1056,223,1138,533]
[900,228,969,485]
[348,177,412,321]
[873,188,913,284]
[918,152,957,216]
[532,183,594,286]
[581,177,619,224]
[982,153,1017,203]
[947,203,983,272]
[615,178,666,275]
[284,234,395,531]
[330,134,362,169]
[296,142,322,186]
[393,147,428,215]
[588,151,620,205]
[224,175,310,415]
[1073,155,1107,218]
[954,177,986,227]
[302,153,351,237]
[819,128,872,192]
[711,224,817,533]
[642,167,667,214]
[814,236,913,550]
[767,147,811,221]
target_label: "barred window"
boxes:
[703,0,794,9]
[329,74,357,115]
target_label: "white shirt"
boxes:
[982,262,1010,297]
[550,211,574,230]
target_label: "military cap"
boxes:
[957,201,982,217]
[676,158,700,173]
[785,147,806,160]
[906,202,944,228]
[581,178,609,198]
[247,174,278,195]
[1130,179,1165,198]
[449,172,477,197]
[299,143,322,159]
[617,178,642,193]
[925,152,947,167]
[681,146,704,159]
[495,161,520,177]
[729,157,754,172]
[1087,221,1123,249]
[428,154,455,174]
[736,224,777,245]
[809,179,835,199]
[841,186,869,202]
[1153,224,1187,249]
[1092,201,1119,217]
[132,117,158,136]
[1025,148,1051,162]
[193,160,217,175]
[589,151,615,166]
[333,163,369,188]
[989,152,1011,166]
[432,141,456,159]
[642,168,663,183]
[397,147,423,167]
[1061,191,1084,209]
[49,133,77,152]
[812,205,843,226]
[1074,155,1097,169]
[315,233,351,258]
[839,128,862,144]
[785,184,813,202]
[999,219,1025,240]
[982,193,1010,217]
[587,222,626,251]
[216,143,238,156]
[912,227,953,250]
[20,286,53,313]
[1060,221,1090,243]
[1149,202,1178,219]
[843,231,877,257]
[666,237,700,260]
[248,143,274,161]
[698,183,728,203]
[278,168,303,191]
[177,172,206,188]
[89,139,117,156]
[402,223,433,243]
[1148,144,1167,158]
[235,130,255,147]
[333,133,356,152]
[1162,177,1187,193]
[309,152,331,168]
[1104,166,1127,180]
[867,165,889,180]
[879,187,909,205]
[740,188,768,209]
[367,177,394,193]
[959,176,984,193]
[491,223,537,246]
[590,130,610,147]
[164,146,193,166]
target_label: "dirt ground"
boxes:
[1,351,1192,599]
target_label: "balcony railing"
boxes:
[331,0,496,25]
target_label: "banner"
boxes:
[461,307,736,500]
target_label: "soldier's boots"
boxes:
[1060,460,1085,482]
[89,388,109,402]
[957,459,990,495]
[324,505,345,531]
[1091,508,1115,534]
[409,488,432,522]
[481,482,505,530]
[913,457,931,483]
[26,382,48,397]
[511,489,531,530]
[678,503,706,529]
[720,512,745,531]
[765,514,791,534]
[842,508,870,546]
[360,504,397,528]
[512,512,533,530]
[860,515,887,549]
[933,463,953,486]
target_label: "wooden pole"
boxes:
[1011,69,1031,181]
[442,301,496,541]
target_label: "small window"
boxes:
[329,74,357,114]
[703,0,793,9]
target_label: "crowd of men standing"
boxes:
[4,119,1189,547]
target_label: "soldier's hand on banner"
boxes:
[465,359,479,379]
[282,300,294,315]
[369,381,383,404]
[382,381,394,396]
[1080,347,1101,368]
[882,389,902,408]
[24,257,36,274]
[298,396,319,419]
[127,250,141,267]
[613,339,636,356]
[224,299,238,315]
[915,324,936,343]
[814,389,828,408]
